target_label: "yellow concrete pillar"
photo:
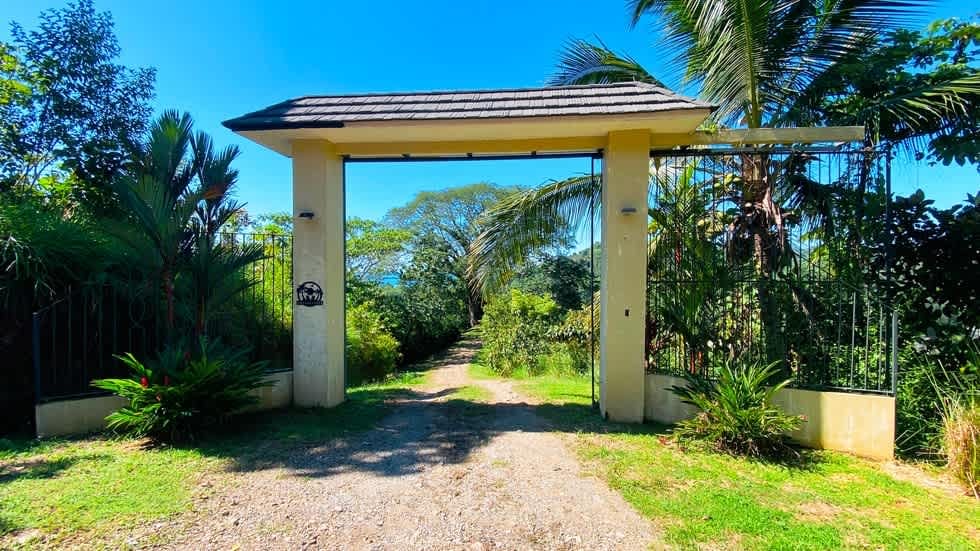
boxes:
[600,129,650,422]
[291,140,345,408]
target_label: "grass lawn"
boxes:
[473,364,980,550]
[447,384,494,402]
[0,370,427,549]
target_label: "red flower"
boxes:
[140,376,149,388]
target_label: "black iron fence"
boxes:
[646,146,897,394]
[32,233,293,403]
[32,284,161,402]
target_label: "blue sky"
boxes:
[2,0,977,221]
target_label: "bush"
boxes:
[898,342,980,457]
[354,279,467,366]
[931,352,980,497]
[481,289,559,376]
[346,302,401,384]
[548,306,595,374]
[92,338,270,441]
[669,360,804,459]
[941,399,979,497]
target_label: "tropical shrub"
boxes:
[886,191,980,457]
[481,289,559,376]
[669,360,804,459]
[940,396,979,498]
[345,302,401,384]
[370,280,467,366]
[549,305,595,373]
[92,339,269,441]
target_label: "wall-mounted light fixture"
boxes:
[620,206,638,215]
[298,211,315,220]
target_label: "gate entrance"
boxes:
[223,81,866,422]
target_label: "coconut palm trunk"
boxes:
[738,151,786,361]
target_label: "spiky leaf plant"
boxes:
[92,338,270,442]
[669,359,804,458]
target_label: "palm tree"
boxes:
[470,0,978,370]
[471,0,967,293]
[560,0,937,129]
[111,110,262,341]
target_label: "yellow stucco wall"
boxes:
[246,370,294,411]
[644,373,701,425]
[291,140,346,408]
[644,373,896,460]
[599,130,651,423]
[34,371,294,438]
[35,395,128,438]
[771,386,896,460]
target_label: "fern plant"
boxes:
[669,360,804,458]
[92,338,270,441]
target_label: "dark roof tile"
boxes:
[224,82,714,131]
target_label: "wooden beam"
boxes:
[334,136,607,158]
[332,126,865,158]
[650,126,865,147]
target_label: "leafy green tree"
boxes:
[786,17,980,168]
[372,232,470,364]
[509,253,593,311]
[346,217,411,281]
[0,43,29,109]
[877,189,978,456]
[886,190,980,354]
[0,0,155,206]
[387,183,520,325]
[251,211,293,235]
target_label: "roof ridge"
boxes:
[286,81,659,102]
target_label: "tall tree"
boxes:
[386,183,520,325]
[471,2,966,294]
[0,0,155,205]
[784,16,980,169]
[346,217,411,281]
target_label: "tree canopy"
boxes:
[785,17,980,168]
[386,182,521,324]
[0,0,155,204]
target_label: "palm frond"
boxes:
[548,38,663,86]
[626,0,934,126]
[468,174,600,294]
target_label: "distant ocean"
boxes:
[379,273,400,286]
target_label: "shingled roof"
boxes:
[222,82,714,131]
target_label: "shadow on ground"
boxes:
[0,452,111,485]
[177,337,820,480]
[187,380,658,480]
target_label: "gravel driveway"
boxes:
[166,340,659,550]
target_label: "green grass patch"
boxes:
[0,439,212,547]
[448,384,493,402]
[496,369,980,550]
[0,370,428,547]
[516,374,593,405]
[467,360,501,381]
